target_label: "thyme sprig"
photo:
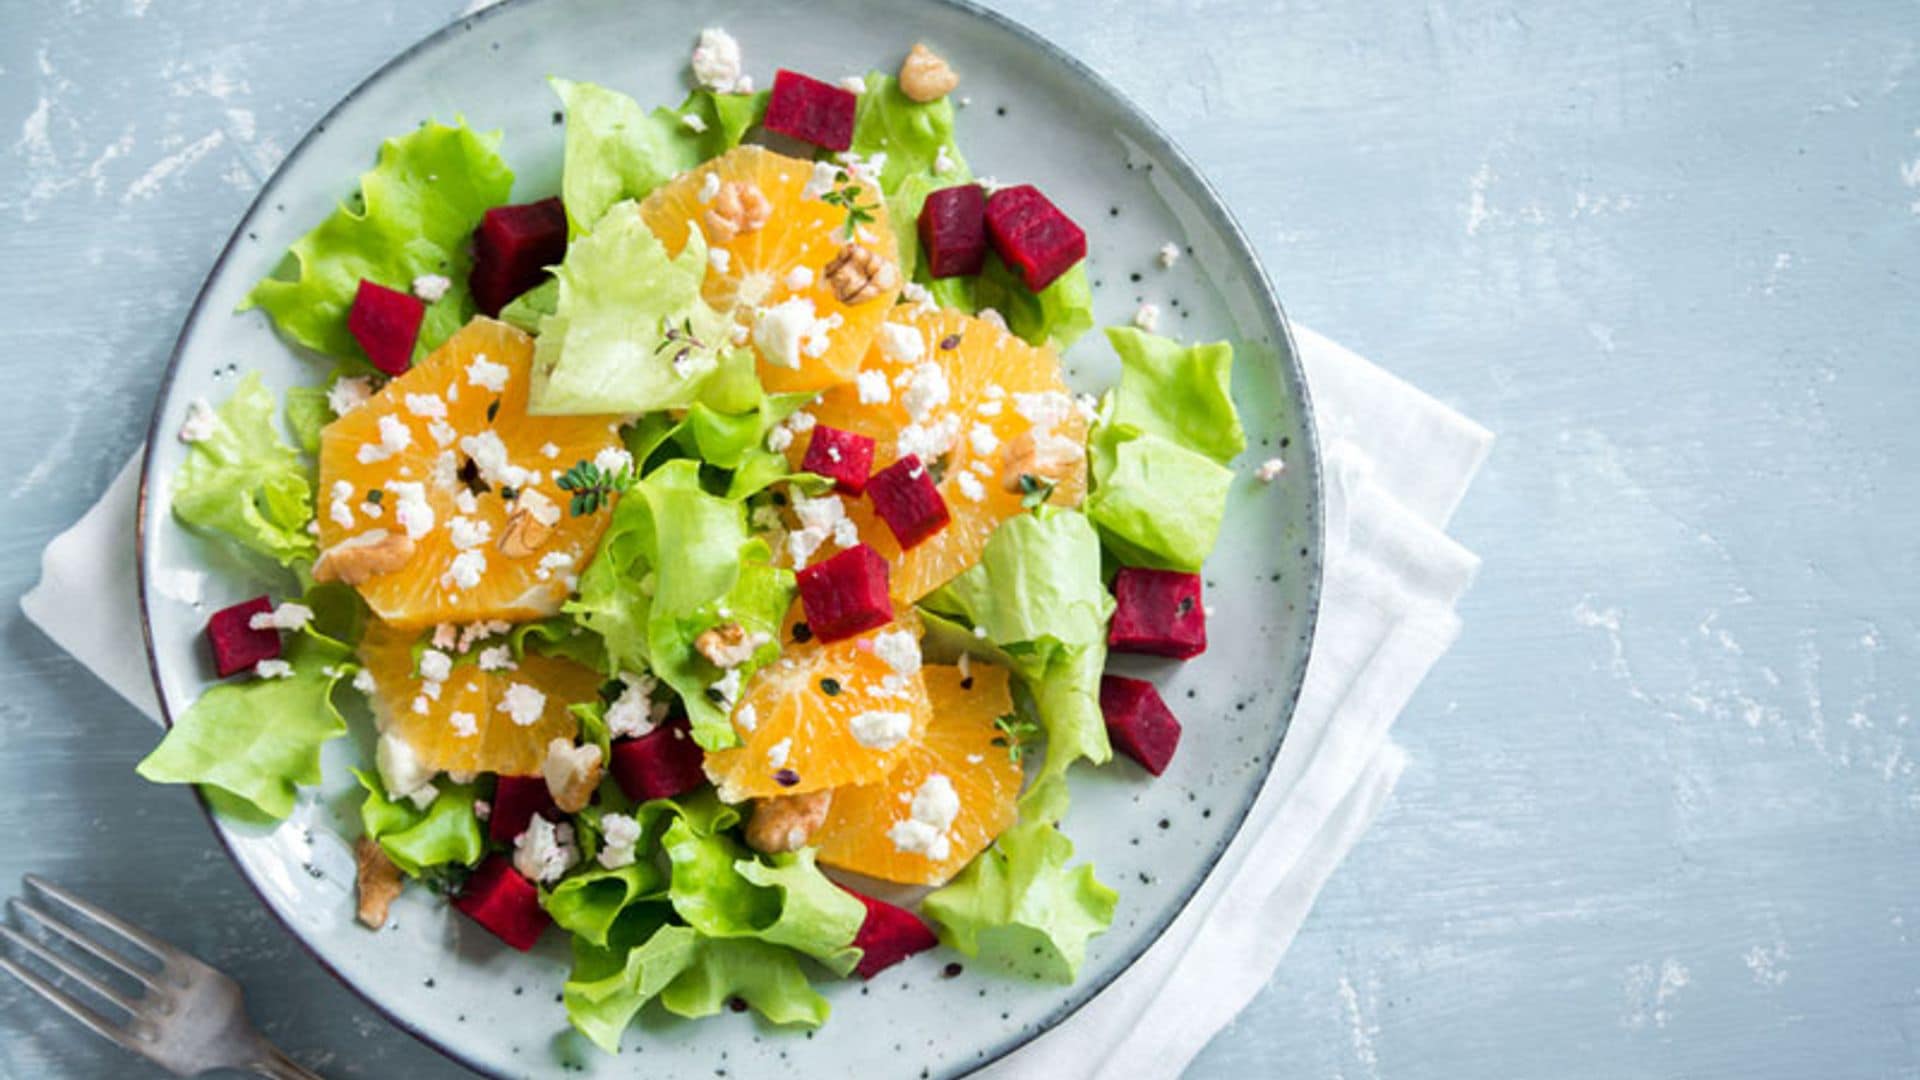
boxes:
[1017,473,1057,511]
[557,459,633,517]
[991,714,1043,763]
[821,170,879,239]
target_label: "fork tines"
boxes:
[0,875,169,1054]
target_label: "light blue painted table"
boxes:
[3,1,1916,1076]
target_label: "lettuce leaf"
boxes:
[921,820,1117,983]
[497,278,557,335]
[552,79,768,236]
[545,863,666,948]
[354,770,484,877]
[847,72,968,277]
[929,255,1094,352]
[283,385,331,455]
[529,200,735,415]
[242,120,513,364]
[1085,328,1244,571]
[922,509,1114,792]
[170,373,317,568]
[662,818,864,974]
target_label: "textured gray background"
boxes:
[3,0,1917,1077]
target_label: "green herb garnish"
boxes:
[556,458,633,516]
[990,714,1042,763]
[820,170,878,239]
[1018,473,1057,510]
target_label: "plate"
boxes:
[135,0,1322,1075]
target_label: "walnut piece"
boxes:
[703,180,771,244]
[694,622,768,670]
[745,790,834,854]
[542,737,604,814]
[354,836,403,929]
[312,529,415,585]
[999,430,1086,494]
[824,243,901,304]
[899,44,959,104]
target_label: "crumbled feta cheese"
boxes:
[540,442,560,461]
[497,682,547,727]
[454,488,479,515]
[754,297,816,369]
[458,429,532,489]
[787,410,816,434]
[1132,302,1161,332]
[871,629,922,676]
[417,648,453,682]
[605,671,665,738]
[535,550,575,582]
[680,112,708,133]
[518,487,562,527]
[690,28,745,93]
[254,659,294,679]
[709,247,732,273]
[887,774,960,861]
[358,499,384,520]
[839,75,868,93]
[968,423,999,456]
[450,711,478,737]
[467,354,510,392]
[896,415,960,461]
[356,414,414,464]
[432,623,458,650]
[248,602,314,633]
[849,710,913,750]
[597,812,642,870]
[855,368,892,404]
[1157,242,1182,269]
[786,490,851,565]
[376,732,436,805]
[389,481,435,541]
[403,392,447,419]
[767,737,792,768]
[327,376,372,417]
[711,666,744,704]
[353,668,378,695]
[800,160,841,201]
[901,361,950,420]
[934,144,956,175]
[477,645,517,672]
[411,273,452,302]
[766,424,794,452]
[1255,457,1286,482]
[976,398,1003,418]
[785,265,814,291]
[956,471,986,502]
[735,702,759,734]
[426,418,456,448]
[1013,390,1073,430]
[441,549,486,591]
[428,450,459,493]
[178,398,216,443]
[512,815,578,884]
[699,170,723,204]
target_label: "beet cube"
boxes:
[204,596,281,678]
[918,184,988,278]
[795,545,893,644]
[984,185,1087,293]
[763,70,858,151]
[346,280,425,376]
[801,425,876,495]
[470,196,568,317]
[487,773,559,845]
[1099,675,1182,776]
[866,455,951,550]
[847,890,939,979]
[1107,567,1207,660]
[453,855,550,951]
[610,718,709,802]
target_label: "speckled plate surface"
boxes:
[135,0,1321,1075]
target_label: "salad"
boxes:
[139,31,1268,1052]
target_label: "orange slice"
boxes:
[703,608,931,804]
[813,662,1023,887]
[317,317,624,630]
[793,305,1088,602]
[357,617,597,777]
[639,145,900,394]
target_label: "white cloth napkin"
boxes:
[21,324,1489,1078]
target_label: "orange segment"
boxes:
[703,609,931,803]
[318,317,624,629]
[357,618,597,777]
[813,662,1023,887]
[640,145,900,394]
[794,306,1088,602]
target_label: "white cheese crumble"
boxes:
[412,273,452,302]
[1255,457,1286,482]
[497,682,547,727]
[418,648,453,682]
[968,423,999,457]
[754,297,816,369]
[1132,302,1161,332]
[441,549,486,591]
[356,414,413,464]
[786,490,850,566]
[681,112,708,133]
[1157,242,1181,268]
[871,628,922,676]
[956,471,986,502]
[389,481,435,541]
[403,392,447,419]
[887,774,960,861]
[767,737,792,769]
[839,75,868,93]
[597,812,642,870]
[785,265,814,291]
[1012,390,1073,430]
[512,816,577,884]
[178,398,216,443]
[800,160,841,201]
[711,666,744,705]
[353,668,378,695]
[254,659,294,679]
[327,376,372,416]
[735,702,759,734]
[248,602,314,633]
[901,361,950,420]
[477,645,517,672]
[934,144,956,175]
[896,414,960,461]
[540,442,560,460]
[535,550,576,582]
[855,368,892,404]
[459,429,532,488]
[450,711,478,738]
[467,354,510,392]
[606,671,666,738]
[376,732,436,807]
[699,170,723,204]
[849,710,913,750]
[427,418,457,448]
[708,247,731,273]
[690,28,745,93]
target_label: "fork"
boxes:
[0,875,322,1078]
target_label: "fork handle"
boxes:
[250,1044,325,1080]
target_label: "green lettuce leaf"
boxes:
[921,820,1117,982]
[545,862,667,948]
[1085,327,1245,571]
[847,72,969,277]
[922,509,1115,793]
[530,200,736,415]
[498,278,557,335]
[171,373,317,568]
[552,79,768,236]
[661,817,863,974]
[930,255,1095,351]
[242,120,514,364]
[353,770,484,877]
[283,385,331,455]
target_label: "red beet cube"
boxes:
[984,185,1087,292]
[801,425,876,495]
[866,455,950,550]
[795,545,893,644]
[346,280,425,375]
[610,719,708,802]
[919,184,989,278]
[847,890,939,979]
[1107,567,1207,659]
[453,855,550,951]
[204,596,280,678]
[763,70,858,151]
[1099,675,1182,776]
[470,196,568,317]
[487,774,559,845]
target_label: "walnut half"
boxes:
[354,836,403,929]
[824,243,900,305]
[542,738,604,814]
[703,180,771,244]
[695,622,767,669]
[745,790,834,854]
[313,529,415,586]
[899,44,959,104]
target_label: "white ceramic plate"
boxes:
[136,1,1321,1075]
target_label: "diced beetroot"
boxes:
[1107,567,1207,660]
[918,184,988,278]
[610,718,709,802]
[866,455,950,550]
[487,774,559,845]
[469,197,568,317]
[204,596,280,678]
[984,185,1087,292]
[1099,675,1183,776]
[453,855,550,951]
[346,280,425,376]
[795,545,893,644]
[763,70,858,151]
[801,425,876,495]
[847,890,939,979]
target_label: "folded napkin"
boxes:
[22,323,1489,1078]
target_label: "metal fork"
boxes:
[0,875,322,1078]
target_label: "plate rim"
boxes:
[133,0,1325,1075]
